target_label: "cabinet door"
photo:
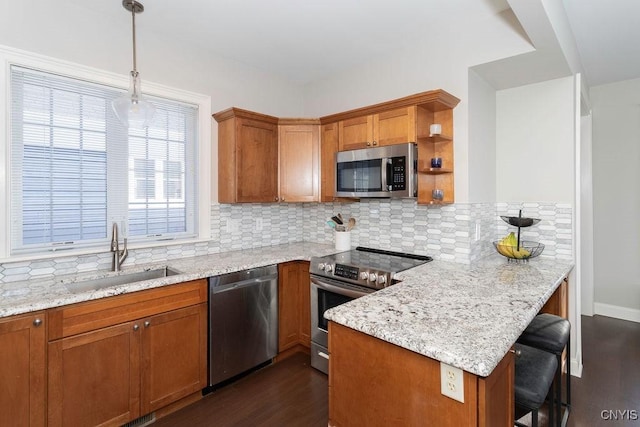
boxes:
[140,303,208,414]
[279,124,320,202]
[321,123,339,202]
[0,312,46,427]
[48,322,140,427]
[236,117,279,202]
[278,262,301,352]
[298,261,311,347]
[373,106,417,146]
[338,115,373,151]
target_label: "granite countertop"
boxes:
[0,242,336,318]
[324,254,574,377]
[2,241,573,379]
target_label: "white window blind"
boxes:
[10,65,198,254]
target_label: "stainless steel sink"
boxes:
[65,266,182,294]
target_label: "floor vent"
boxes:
[122,413,156,427]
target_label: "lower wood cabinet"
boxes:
[278,261,311,353]
[0,311,46,427]
[329,322,514,427]
[47,279,208,427]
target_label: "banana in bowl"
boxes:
[493,232,545,261]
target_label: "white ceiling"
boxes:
[73,0,640,88]
[562,0,640,87]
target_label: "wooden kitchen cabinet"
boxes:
[416,103,455,205]
[214,108,279,203]
[0,311,46,427]
[320,122,340,202]
[48,321,141,427]
[338,106,417,151]
[47,279,208,426]
[278,120,320,202]
[278,261,311,354]
[141,303,208,414]
[329,322,514,427]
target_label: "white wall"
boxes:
[468,69,497,203]
[301,10,534,203]
[496,76,575,203]
[590,78,640,320]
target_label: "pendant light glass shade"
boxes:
[112,70,155,129]
[111,0,154,129]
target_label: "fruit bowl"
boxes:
[493,240,545,261]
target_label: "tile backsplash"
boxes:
[0,200,573,282]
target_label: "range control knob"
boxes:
[359,272,369,281]
[318,263,326,271]
[377,275,387,285]
[325,264,333,273]
[368,272,378,282]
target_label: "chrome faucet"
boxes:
[110,222,128,272]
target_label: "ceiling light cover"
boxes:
[112,0,155,129]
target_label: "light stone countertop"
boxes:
[324,254,574,377]
[1,242,573,378]
[0,242,337,318]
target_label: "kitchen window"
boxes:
[0,50,211,259]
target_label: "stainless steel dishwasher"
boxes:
[209,264,278,386]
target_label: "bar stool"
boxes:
[518,313,571,427]
[514,343,557,427]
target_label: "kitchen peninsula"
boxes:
[325,255,572,426]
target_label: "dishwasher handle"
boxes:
[210,274,278,294]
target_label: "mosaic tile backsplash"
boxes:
[0,201,573,282]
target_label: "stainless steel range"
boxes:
[309,246,432,373]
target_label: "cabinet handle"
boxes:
[281,198,285,202]
[144,321,151,328]
[366,142,371,146]
[510,348,522,357]
[133,324,140,331]
[33,318,42,327]
[372,140,377,146]
[274,196,279,202]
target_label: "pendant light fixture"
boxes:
[112,0,155,129]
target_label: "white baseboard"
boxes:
[594,302,640,323]
[570,355,583,378]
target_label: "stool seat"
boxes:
[518,313,570,354]
[515,343,558,415]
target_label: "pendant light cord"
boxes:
[131,3,137,73]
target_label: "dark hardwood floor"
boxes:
[153,315,640,427]
[568,315,640,427]
[153,352,328,427]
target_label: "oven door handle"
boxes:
[311,276,370,299]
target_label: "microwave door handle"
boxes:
[384,158,393,192]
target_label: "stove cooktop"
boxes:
[310,246,432,289]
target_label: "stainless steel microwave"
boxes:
[335,142,417,198]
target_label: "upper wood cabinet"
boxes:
[214,109,320,203]
[214,108,279,203]
[320,122,339,202]
[416,103,455,205]
[338,107,417,151]
[278,120,320,203]
[321,90,460,204]
[0,311,46,427]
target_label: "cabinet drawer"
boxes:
[48,279,207,340]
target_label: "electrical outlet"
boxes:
[255,218,263,231]
[440,362,464,403]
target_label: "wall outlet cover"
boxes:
[440,362,464,403]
